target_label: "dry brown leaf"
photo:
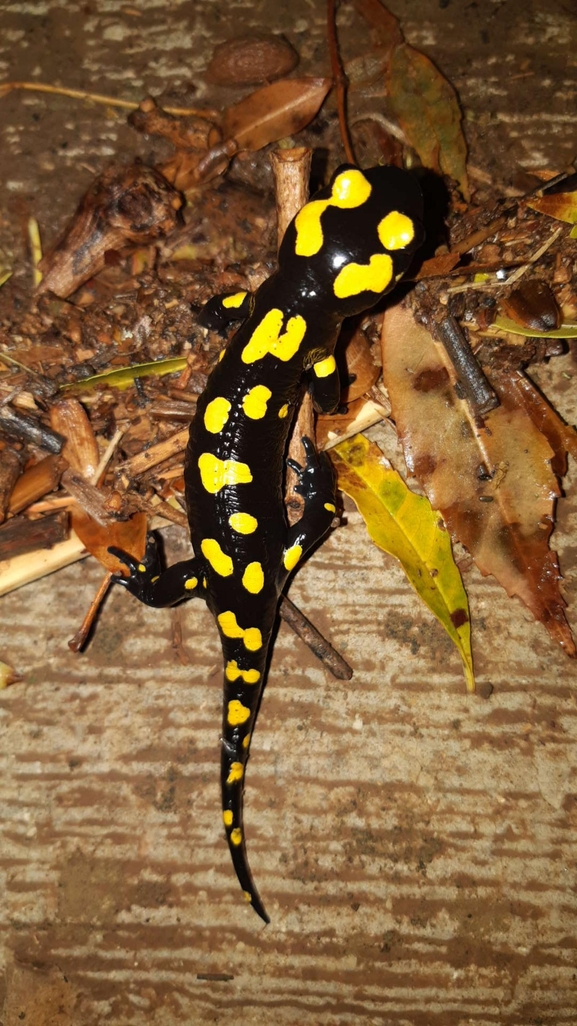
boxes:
[416,252,461,279]
[351,0,403,52]
[221,77,332,152]
[382,302,575,656]
[70,508,147,574]
[387,43,469,201]
[499,370,577,479]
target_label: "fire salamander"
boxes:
[111,164,424,923]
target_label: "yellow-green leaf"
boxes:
[387,43,469,201]
[333,433,475,691]
[527,191,577,225]
[62,357,188,393]
[491,315,577,339]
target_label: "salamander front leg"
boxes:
[282,436,338,581]
[109,535,206,608]
[198,290,253,334]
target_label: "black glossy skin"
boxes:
[111,164,424,923]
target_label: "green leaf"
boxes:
[62,356,188,393]
[387,43,469,201]
[333,433,475,692]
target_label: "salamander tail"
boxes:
[221,739,270,923]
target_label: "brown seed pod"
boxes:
[205,34,299,87]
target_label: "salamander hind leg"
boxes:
[282,436,338,582]
[309,351,341,414]
[109,535,206,608]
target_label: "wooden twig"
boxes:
[117,427,190,479]
[415,285,499,417]
[0,533,88,598]
[433,313,499,416]
[270,148,316,526]
[0,80,219,120]
[133,495,188,530]
[327,0,356,164]
[68,572,113,652]
[0,510,68,561]
[61,468,116,527]
[270,148,312,245]
[0,405,65,453]
[279,595,353,680]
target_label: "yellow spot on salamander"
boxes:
[218,349,226,362]
[222,291,247,308]
[241,308,306,365]
[333,253,393,299]
[151,575,159,583]
[201,538,233,577]
[242,733,251,749]
[225,660,260,684]
[223,809,233,827]
[378,211,415,251]
[243,627,262,652]
[331,168,372,207]
[294,169,372,257]
[198,452,252,493]
[137,564,146,573]
[218,611,263,652]
[218,611,243,639]
[244,890,252,902]
[283,544,302,571]
[313,355,336,378]
[227,699,251,726]
[324,502,336,513]
[230,828,243,846]
[278,403,289,419]
[184,576,198,590]
[242,561,264,594]
[242,384,272,420]
[204,396,231,433]
[229,512,258,534]
[226,762,244,784]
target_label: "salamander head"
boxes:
[279,164,424,318]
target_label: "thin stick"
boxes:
[279,595,353,680]
[0,533,88,598]
[435,313,498,415]
[270,148,315,526]
[135,495,188,529]
[415,285,499,416]
[0,81,219,120]
[501,226,563,288]
[117,427,189,478]
[68,571,113,652]
[327,0,356,163]
[27,217,43,287]
[94,427,124,485]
